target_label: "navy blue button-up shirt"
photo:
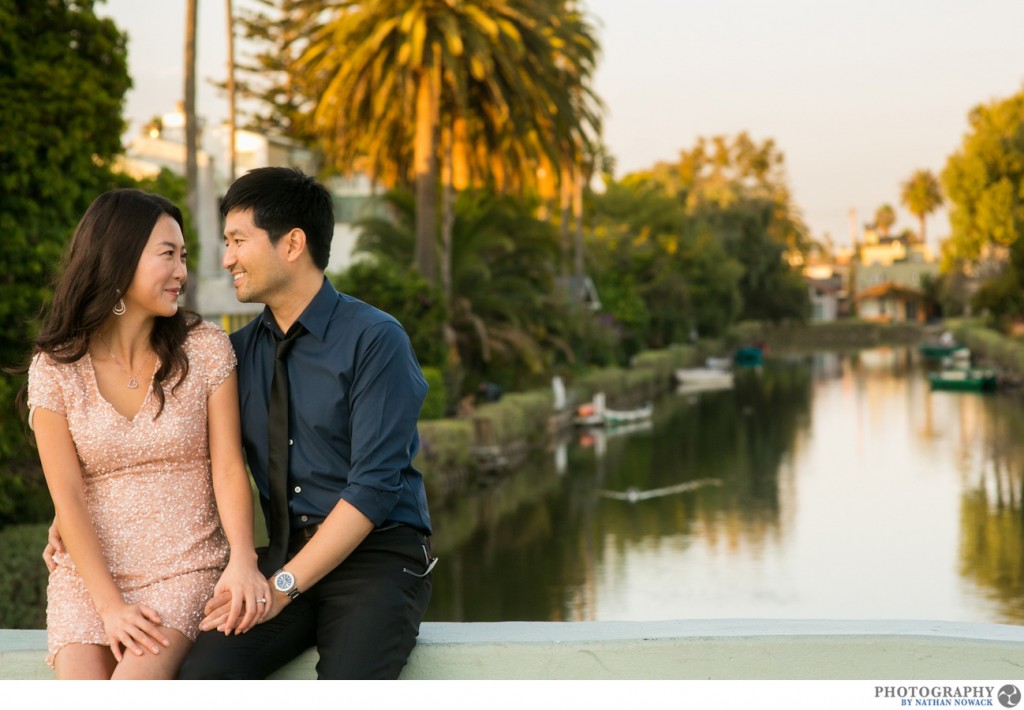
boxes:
[231,278,432,536]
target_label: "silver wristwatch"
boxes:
[273,568,300,600]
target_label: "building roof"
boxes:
[854,280,924,301]
[806,276,842,295]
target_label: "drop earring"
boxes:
[113,292,126,316]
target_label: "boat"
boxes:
[928,368,997,392]
[674,367,734,391]
[577,419,654,452]
[574,392,653,426]
[920,342,970,361]
[734,346,764,367]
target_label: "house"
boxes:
[854,281,927,323]
[858,227,935,266]
[807,277,841,322]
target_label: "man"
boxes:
[178,166,434,679]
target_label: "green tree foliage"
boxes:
[329,257,448,369]
[900,169,943,244]
[943,89,1024,262]
[351,188,569,391]
[631,132,810,325]
[0,0,131,460]
[232,0,319,139]
[0,523,49,629]
[418,366,447,421]
[587,177,742,355]
[942,87,1024,324]
[873,203,896,236]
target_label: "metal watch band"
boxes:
[273,568,301,599]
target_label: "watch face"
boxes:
[275,571,295,592]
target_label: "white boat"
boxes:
[674,368,734,391]
[574,392,653,426]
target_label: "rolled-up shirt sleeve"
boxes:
[338,321,427,525]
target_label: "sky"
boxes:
[98,0,1024,249]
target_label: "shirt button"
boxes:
[289,438,294,446]
[294,486,302,494]
[300,515,308,522]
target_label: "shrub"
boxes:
[0,523,48,629]
[419,367,446,421]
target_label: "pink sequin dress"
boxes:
[27,321,235,667]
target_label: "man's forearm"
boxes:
[275,498,375,592]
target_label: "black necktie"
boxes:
[264,325,303,574]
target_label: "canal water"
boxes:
[425,347,1024,625]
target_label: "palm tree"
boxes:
[874,204,896,237]
[226,0,237,180]
[295,0,601,285]
[184,0,198,308]
[901,169,943,244]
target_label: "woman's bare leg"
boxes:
[54,643,118,679]
[111,627,191,680]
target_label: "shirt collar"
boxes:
[258,277,337,343]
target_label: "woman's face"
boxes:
[124,214,187,318]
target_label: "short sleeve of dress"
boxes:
[27,352,67,422]
[189,322,237,397]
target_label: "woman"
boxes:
[20,189,269,679]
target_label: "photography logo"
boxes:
[999,685,1021,709]
[874,685,1022,706]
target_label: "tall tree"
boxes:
[638,133,810,324]
[0,0,131,458]
[900,169,942,245]
[873,203,896,237]
[942,88,1024,323]
[942,89,1024,265]
[291,0,601,284]
[232,0,318,138]
[226,0,237,180]
[184,0,199,308]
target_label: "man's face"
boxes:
[222,208,290,305]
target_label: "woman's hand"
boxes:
[208,556,272,635]
[42,517,64,572]
[99,601,171,662]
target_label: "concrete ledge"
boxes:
[3,620,1023,679]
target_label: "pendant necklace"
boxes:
[104,337,153,389]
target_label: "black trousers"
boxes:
[178,525,433,680]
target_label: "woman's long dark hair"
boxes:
[16,189,200,418]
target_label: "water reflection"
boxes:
[956,393,1024,623]
[2,348,1023,629]
[426,349,1024,625]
